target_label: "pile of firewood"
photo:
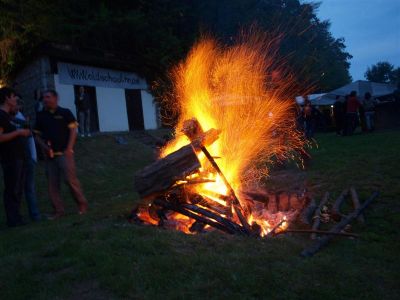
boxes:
[289,188,379,257]
[132,118,309,236]
[130,118,379,256]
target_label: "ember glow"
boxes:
[136,32,306,236]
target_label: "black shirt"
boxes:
[0,109,26,161]
[75,93,90,111]
[35,107,77,153]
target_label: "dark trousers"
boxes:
[334,115,344,135]
[78,110,91,135]
[304,119,316,139]
[345,113,357,135]
[1,159,24,226]
[46,155,87,215]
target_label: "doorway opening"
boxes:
[73,85,100,133]
[125,89,145,130]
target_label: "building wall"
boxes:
[14,56,159,132]
[141,90,158,130]
[96,87,129,132]
[53,74,77,117]
[13,56,54,118]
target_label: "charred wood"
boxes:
[153,198,237,234]
[134,144,201,199]
[300,198,317,225]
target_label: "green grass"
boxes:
[0,131,399,299]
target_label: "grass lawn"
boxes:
[0,130,399,299]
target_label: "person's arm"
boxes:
[65,110,78,156]
[65,126,77,155]
[0,127,30,143]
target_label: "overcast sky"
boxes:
[316,0,400,81]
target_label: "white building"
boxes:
[13,43,159,132]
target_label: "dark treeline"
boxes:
[0,0,352,96]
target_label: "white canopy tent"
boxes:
[295,93,327,106]
[317,80,397,105]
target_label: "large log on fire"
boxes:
[134,144,201,199]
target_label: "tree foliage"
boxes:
[365,61,399,86]
[0,0,352,93]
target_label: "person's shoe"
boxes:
[80,134,85,138]
[78,203,88,215]
[86,133,92,137]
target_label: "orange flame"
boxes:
[157,31,306,234]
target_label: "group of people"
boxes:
[0,87,88,227]
[333,91,376,136]
[299,90,377,139]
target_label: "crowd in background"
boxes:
[299,90,377,139]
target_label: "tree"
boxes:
[0,0,352,93]
[364,61,397,84]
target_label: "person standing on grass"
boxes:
[12,97,41,221]
[363,92,376,132]
[302,97,318,139]
[0,87,31,227]
[75,86,91,137]
[34,90,88,219]
[345,91,361,135]
[333,95,345,135]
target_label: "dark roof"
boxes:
[17,42,142,75]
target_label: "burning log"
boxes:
[153,198,244,235]
[181,203,247,235]
[195,195,231,216]
[300,198,317,225]
[331,189,349,221]
[200,146,252,234]
[134,144,200,200]
[350,187,365,224]
[310,192,330,239]
[181,118,252,234]
[265,219,286,238]
[301,191,379,257]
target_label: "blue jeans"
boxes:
[23,158,41,220]
[78,110,91,135]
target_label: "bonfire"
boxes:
[132,32,309,237]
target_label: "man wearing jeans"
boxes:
[75,86,91,137]
[13,98,41,221]
[35,90,88,219]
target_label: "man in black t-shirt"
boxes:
[0,87,31,227]
[35,90,88,218]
